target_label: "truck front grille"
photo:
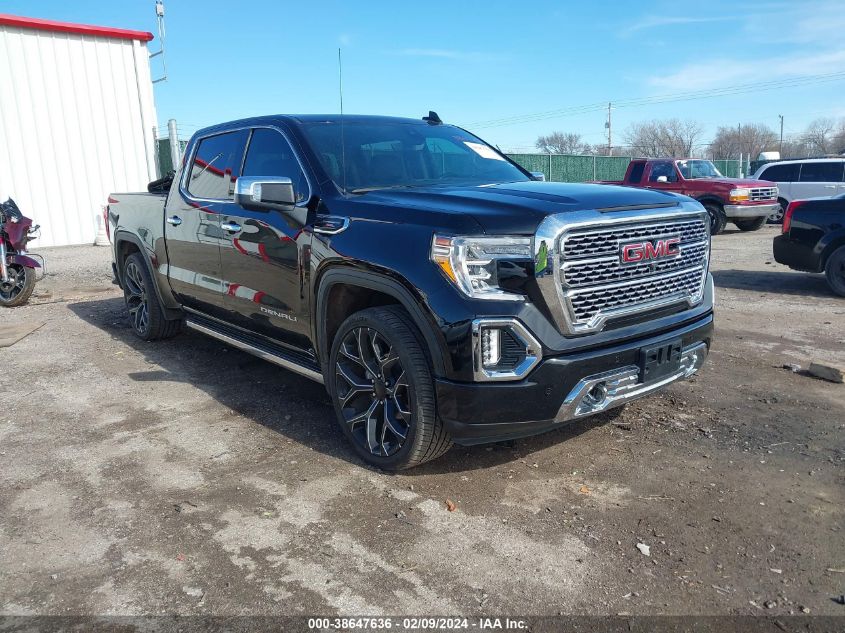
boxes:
[556,216,709,332]
[749,187,777,201]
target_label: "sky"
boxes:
[4,0,845,152]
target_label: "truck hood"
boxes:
[354,181,684,234]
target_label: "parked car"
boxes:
[752,158,845,223]
[107,113,714,469]
[597,158,779,235]
[773,193,845,296]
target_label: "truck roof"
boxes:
[194,114,435,137]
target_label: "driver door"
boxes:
[645,161,683,194]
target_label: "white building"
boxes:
[0,14,159,247]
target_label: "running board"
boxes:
[185,318,324,384]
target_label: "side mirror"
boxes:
[530,171,547,182]
[656,175,669,183]
[234,177,296,212]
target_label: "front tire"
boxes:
[0,263,35,307]
[825,246,845,297]
[734,216,767,232]
[703,202,727,236]
[767,198,788,224]
[329,306,452,470]
[122,253,182,340]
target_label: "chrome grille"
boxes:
[749,187,777,201]
[557,215,709,331]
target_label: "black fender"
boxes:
[113,230,183,320]
[315,267,446,378]
[9,254,41,269]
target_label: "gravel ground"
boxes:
[0,225,843,617]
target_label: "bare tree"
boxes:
[623,119,704,158]
[710,123,778,160]
[535,132,589,155]
[802,118,838,155]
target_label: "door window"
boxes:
[242,128,309,203]
[627,161,645,183]
[648,162,677,183]
[759,162,799,182]
[798,161,845,183]
[186,130,249,200]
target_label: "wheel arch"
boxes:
[694,194,724,207]
[113,231,182,319]
[820,232,845,270]
[315,267,446,379]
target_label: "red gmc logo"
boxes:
[620,237,681,264]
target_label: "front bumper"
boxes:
[723,202,779,218]
[436,312,713,445]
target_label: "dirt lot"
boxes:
[1,226,843,617]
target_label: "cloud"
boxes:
[394,48,504,62]
[646,49,845,92]
[622,15,730,36]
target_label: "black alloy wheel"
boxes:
[0,263,35,307]
[329,306,452,469]
[825,246,845,297]
[124,259,150,337]
[335,326,412,458]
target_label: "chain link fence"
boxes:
[508,154,741,182]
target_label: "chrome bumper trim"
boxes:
[556,342,708,421]
[723,203,779,218]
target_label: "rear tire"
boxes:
[122,253,182,340]
[734,216,767,232]
[824,246,845,297]
[703,202,727,236]
[0,263,35,307]
[329,305,452,470]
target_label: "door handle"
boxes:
[166,216,182,226]
[824,185,837,189]
[221,222,241,232]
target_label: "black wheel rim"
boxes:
[335,327,411,457]
[0,264,26,303]
[124,261,149,334]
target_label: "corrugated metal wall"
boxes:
[508,154,741,182]
[0,25,158,247]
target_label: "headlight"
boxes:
[729,188,750,202]
[431,235,532,300]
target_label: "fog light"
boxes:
[481,328,501,368]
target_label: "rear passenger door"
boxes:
[165,129,248,319]
[792,161,845,200]
[217,127,313,351]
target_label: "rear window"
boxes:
[798,161,845,183]
[759,162,800,182]
[186,130,249,200]
[627,162,645,183]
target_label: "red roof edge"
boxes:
[0,13,154,42]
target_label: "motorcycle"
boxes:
[0,198,42,307]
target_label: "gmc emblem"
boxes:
[620,237,681,264]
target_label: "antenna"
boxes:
[338,48,348,195]
[150,1,168,83]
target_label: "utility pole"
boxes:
[778,115,784,156]
[168,118,180,171]
[605,102,612,156]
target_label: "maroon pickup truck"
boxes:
[598,158,779,235]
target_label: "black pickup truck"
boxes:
[773,193,845,296]
[108,113,714,469]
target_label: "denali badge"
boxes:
[620,237,681,264]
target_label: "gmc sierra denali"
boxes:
[108,113,714,469]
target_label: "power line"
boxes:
[465,71,845,130]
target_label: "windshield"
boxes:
[301,121,529,192]
[676,159,723,179]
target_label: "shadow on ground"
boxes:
[713,268,833,297]
[69,297,615,475]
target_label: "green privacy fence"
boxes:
[507,154,741,182]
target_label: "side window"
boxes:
[760,163,799,182]
[627,162,645,183]
[648,162,676,183]
[186,130,248,200]
[242,129,309,203]
[798,161,844,182]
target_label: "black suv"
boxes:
[108,114,714,469]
